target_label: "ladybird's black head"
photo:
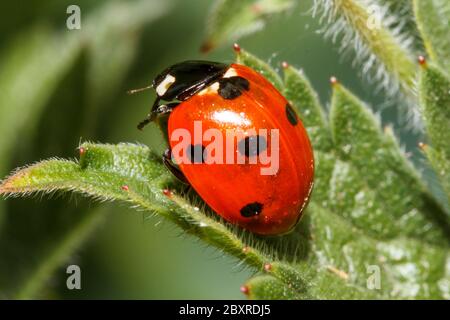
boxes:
[153,61,228,101]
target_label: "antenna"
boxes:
[127,84,153,95]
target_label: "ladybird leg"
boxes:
[138,101,180,130]
[137,115,152,130]
[138,97,161,130]
[153,102,179,117]
[163,148,189,184]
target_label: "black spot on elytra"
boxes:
[240,202,263,218]
[187,144,206,163]
[285,103,298,126]
[218,76,250,99]
[238,135,267,157]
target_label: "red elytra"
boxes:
[164,64,314,235]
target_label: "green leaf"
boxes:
[312,0,417,95]
[251,202,449,299]
[327,159,396,238]
[282,64,332,152]
[419,63,450,158]
[419,63,450,198]
[413,0,450,74]
[299,203,449,299]
[330,81,450,245]
[0,144,170,201]
[244,275,301,299]
[378,0,422,43]
[201,0,294,52]
[235,46,284,90]
[422,145,450,200]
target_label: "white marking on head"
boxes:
[223,68,237,78]
[197,81,220,95]
[156,74,176,96]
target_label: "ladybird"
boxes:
[136,60,314,235]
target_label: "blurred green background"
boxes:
[0,0,425,299]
